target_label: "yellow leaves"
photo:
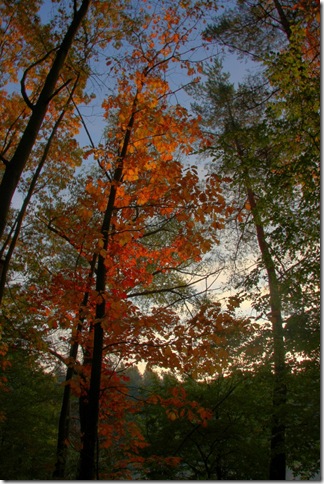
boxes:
[123,167,139,182]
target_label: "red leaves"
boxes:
[148,383,213,430]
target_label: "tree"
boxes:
[0,347,61,479]
[0,0,91,241]
[135,369,271,480]
[0,0,136,300]
[189,66,289,477]
[189,1,319,478]
[0,77,83,304]
[137,361,319,479]
[0,1,223,478]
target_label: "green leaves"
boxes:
[0,349,61,480]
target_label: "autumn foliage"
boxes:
[0,0,319,480]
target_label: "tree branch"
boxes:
[48,77,73,102]
[0,154,9,166]
[20,47,58,110]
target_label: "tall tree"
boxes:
[190,39,318,479]
[0,0,135,298]
[194,1,319,478]
[76,2,221,476]
[189,66,290,478]
[0,0,91,240]
[1,1,318,479]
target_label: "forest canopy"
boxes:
[0,0,319,480]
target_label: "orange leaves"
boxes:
[166,409,178,421]
[244,200,252,211]
[79,206,93,220]
[0,1,241,477]
[148,383,213,431]
[123,167,139,182]
[95,370,148,478]
[9,2,233,473]
[136,188,151,206]
[195,406,213,427]
[164,300,252,378]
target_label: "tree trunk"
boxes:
[77,181,120,479]
[0,80,78,305]
[53,250,97,478]
[247,187,287,480]
[273,0,292,40]
[77,93,138,479]
[231,127,286,479]
[0,0,90,240]
[77,321,104,479]
[52,359,75,479]
[53,288,93,477]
